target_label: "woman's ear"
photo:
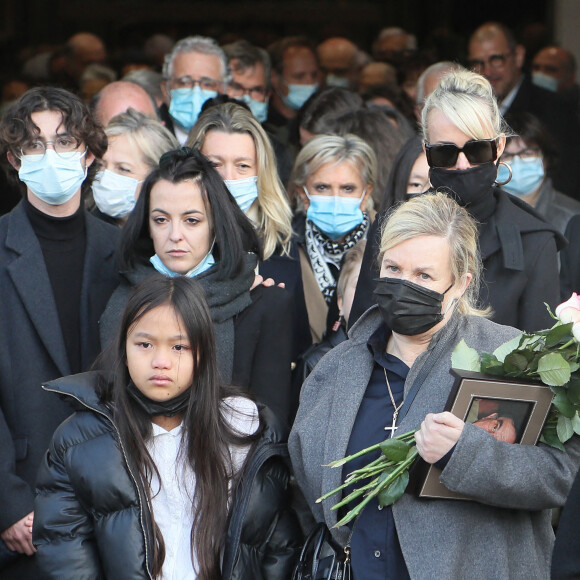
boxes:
[360,185,373,211]
[297,186,310,210]
[496,134,506,160]
[455,272,473,300]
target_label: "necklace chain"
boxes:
[384,368,403,438]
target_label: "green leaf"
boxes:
[557,415,575,443]
[571,413,580,436]
[451,339,481,372]
[570,362,579,373]
[378,471,409,507]
[540,429,566,452]
[493,334,523,362]
[504,352,530,374]
[568,378,580,406]
[537,352,572,386]
[379,439,410,463]
[480,352,506,376]
[545,322,574,347]
[552,388,576,418]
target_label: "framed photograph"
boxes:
[413,369,554,500]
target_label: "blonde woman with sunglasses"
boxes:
[350,68,564,333]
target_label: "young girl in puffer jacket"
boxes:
[33,274,301,579]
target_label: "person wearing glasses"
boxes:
[160,36,229,145]
[468,22,580,200]
[223,39,293,186]
[0,87,120,579]
[350,68,563,333]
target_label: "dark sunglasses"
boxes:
[425,138,498,168]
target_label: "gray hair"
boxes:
[162,35,231,86]
[223,40,272,91]
[290,133,377,194]
[123,69,164,104]
[416,61,462,106]
[106,108,179,168]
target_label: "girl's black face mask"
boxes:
[127,381,191,417]
[373,277,453,336]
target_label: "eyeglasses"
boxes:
[468,53,513,73]
[425,138,498,168]
[501,147,541,163]
[19,136,81,159]
[168,75,221,92]
[228,81,267,101]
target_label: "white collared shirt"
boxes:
[499,76,524,115]
[146,396,259,579]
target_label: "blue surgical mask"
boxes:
[150,243,216,278]
[325,74,350,89]
[92,169,142,218]
[502,156,545,197]
[282,83,318,110]
[304,186,365,240]
[169,86,218,131]
[532,72,558,93]
[224,176,259,213]
[240,94,269,123]
[19,149,88,205]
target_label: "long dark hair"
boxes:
[96,274,260,579]
[119,147,261,279]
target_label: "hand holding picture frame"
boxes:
[413,370,555,500]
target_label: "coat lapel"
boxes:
[321,336,375,527]
[78,214,117,369]
[5,204,70,376]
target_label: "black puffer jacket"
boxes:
[33,372,302,579]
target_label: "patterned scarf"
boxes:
[305,213,369,303]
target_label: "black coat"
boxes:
[350,188,564,333]
[560,214,580,299]
[100,260,294,426]
[0,202,120,579]
[33,372,302,580]
[507,75,580,200]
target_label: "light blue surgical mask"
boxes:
[304,186,365,240]
[169,86,218,131]
[532,72,558,93]
[325,74,350,89]
[502,156,545,197]
[19,149,88,205]
[150,242,216,278]
[240,94,269,123]
[224,176,259,213]
[92,169,142,218]
[282,83,318,110]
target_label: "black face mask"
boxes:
[429,161,498,222]
[126,381,191,417]
[373,277,454,336]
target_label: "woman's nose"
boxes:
[454,151,471,170]
[152,351,171,369]
[169,222,183,241]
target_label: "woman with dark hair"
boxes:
[500,111,580,235]
[100,147,294,423]
[33,275,301,579]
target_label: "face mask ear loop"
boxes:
[302,185,311,201]
[495,161,512,186]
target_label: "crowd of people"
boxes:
[1,19,580,580]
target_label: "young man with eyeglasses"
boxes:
[160,35,229,145]
[468,21,580,200]
[0,87,119,579]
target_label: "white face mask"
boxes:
[92,169,142,218]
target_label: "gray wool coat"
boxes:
[289,306,580,580]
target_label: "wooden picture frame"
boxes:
[413,370,554,500]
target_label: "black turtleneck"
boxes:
[25,197,86,373]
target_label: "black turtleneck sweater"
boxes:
[25,197,86,374]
